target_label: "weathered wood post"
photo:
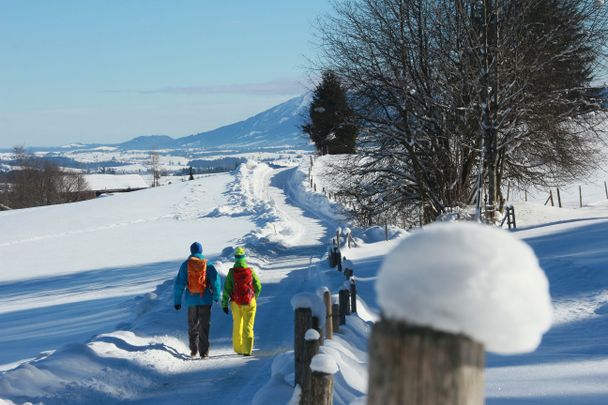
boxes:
[350,278,357,314]
[579,185,583,208]
[294,307,313,388]
[335,229,343,272]
[331,302,340,333]
[550,189,554,206]
[384,220,389,241]
[556,188,562,208]
[344,268,353,280]
[323,291,333,340]
[300,329,321,405]
[509,206,516,230]
[331,239,338,268]
[338,289,350,325]
[312,316,324,346]
[605,181,608,200]
[310,354,338,405]
[368,222,553,405]
[525,189,528,202]
[368,322,484,405]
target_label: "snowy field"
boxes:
[1,157,608,404]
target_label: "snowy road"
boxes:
[0,163,342,403]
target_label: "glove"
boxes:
[174,304,181,310]
[222,306,229,315]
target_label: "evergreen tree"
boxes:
[303,70,357,154]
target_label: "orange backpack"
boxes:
[187,257,208,295]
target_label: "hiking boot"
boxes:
[200,353,209,360]
[190,350,197,357]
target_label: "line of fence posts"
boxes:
[293,261,359,404]
[540,183,608,208]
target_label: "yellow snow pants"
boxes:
[230,297,257,355]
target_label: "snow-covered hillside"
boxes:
[1,157,608,404]
[175,93,312,151]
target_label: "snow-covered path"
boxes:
[0,163,341,403]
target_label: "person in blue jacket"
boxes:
[174,242,221,358]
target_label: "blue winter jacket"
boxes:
[173,253,221,307]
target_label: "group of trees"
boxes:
[0,147,90,209]
[306,0,608,226]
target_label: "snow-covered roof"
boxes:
[376,222,552,354]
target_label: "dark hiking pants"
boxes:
[188,305,211,356]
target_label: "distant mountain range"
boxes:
[18,93,312,153]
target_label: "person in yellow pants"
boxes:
[221,247,262,356]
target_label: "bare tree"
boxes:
[6,146,90,208]
[316,0,608,225]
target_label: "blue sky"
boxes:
[0,1,331,148]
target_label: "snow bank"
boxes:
[286,158,346,223]
[310,353,339,375]
[376,222,552,354]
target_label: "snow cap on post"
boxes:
[305,329,321,341]
[376,222,552,354]
[310,353,339,375]
[290,292,326,328]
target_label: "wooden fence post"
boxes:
[310,354,338,405]
[556,188,562,208]
[368,320,484,405]
[350,279,357,314]
[509,206,516,230]
[339,289,350,325]
[579,185,583,208]
[294,307,313,388]
[344,268,353,280]
[525,189,528,202]
[300,329,321,405]
[605,181,608,200]
[312,316,324,346]
[332,303,340,333]
[323,291,333,340]
[385,221,389,241]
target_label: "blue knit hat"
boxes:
[190,242,203,254]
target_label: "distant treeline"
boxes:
[0,155,132,172]
[0,147,93,210]
[183,157,247,174]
